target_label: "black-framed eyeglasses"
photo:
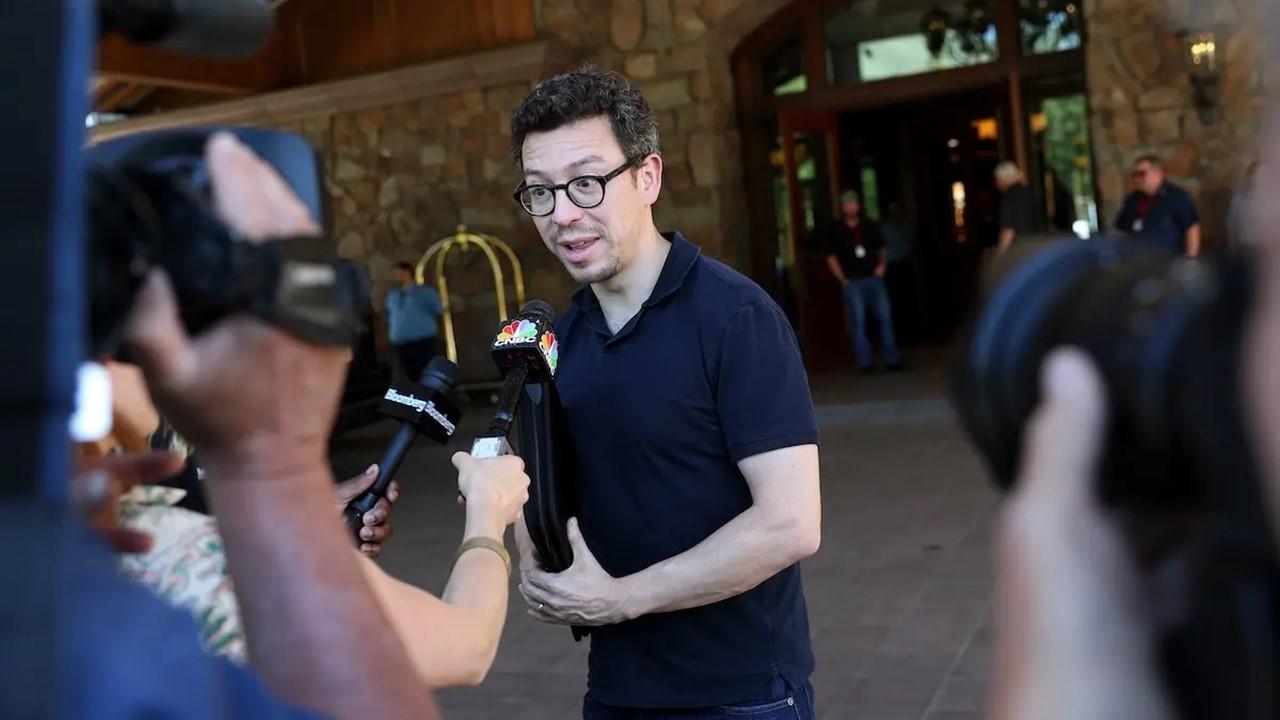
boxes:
[513,160,635,217]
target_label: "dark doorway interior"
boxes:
[835,84,1008,348]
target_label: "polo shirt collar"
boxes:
[570,231,702,313]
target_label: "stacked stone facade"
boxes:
[1085,0,1269,245]
[265,0,1267,376]
[277,0,791,378]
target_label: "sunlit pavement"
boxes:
[331,354,998,719]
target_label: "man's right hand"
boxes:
[123,133,347,475]
[452,453,530,530]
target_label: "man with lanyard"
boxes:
[1114,154,1202,257]
[384,261,443,381]
[826,190,903,374]
[507,65,822,719]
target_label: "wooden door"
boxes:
[778,109,847,371]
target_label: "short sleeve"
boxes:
[1174,191,1201,230]
[715,301,819,463]
[416,286,443,314]
[1114,197,1134,232]
[867,223,887,254]
[823,224,842,256]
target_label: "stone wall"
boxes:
[1085,0,1270,246]
[267,0,1278,379]
[536,0,791,269]
[276,82,570,380]
[274,0,793,379]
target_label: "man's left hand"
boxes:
[875,264,887,278]
[518,518,633,627]
[334,464,399,558]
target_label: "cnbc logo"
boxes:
[494,319,539,347]
[540,331,559,374]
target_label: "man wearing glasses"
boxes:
[1114,154,1202,257]
[506,65,822,719]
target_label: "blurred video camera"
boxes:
[88,0,365,356]
[952,237,1279,720]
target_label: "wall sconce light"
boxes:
[1181,30,1221,125]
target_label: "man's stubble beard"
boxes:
[566,247,623,285]
[548,226,624,285]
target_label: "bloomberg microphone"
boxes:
[473,300,585,639]
[343,356,461,542]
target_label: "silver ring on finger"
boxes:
[538,602,544,613]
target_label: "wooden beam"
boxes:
[994,0,1028,169]
[763,47,1086,114]
[91,41,574,142]
[95,83,158,113]
[96,35,284,95]
[1019,48,1087,80]
[769,61,1010,112]
[801,11,828,91]
[732,0,847,62]
[94,81,136,112]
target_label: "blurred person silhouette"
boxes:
[995,161,1034,254]
[81,354,531,687]
[48,132,441,719]
[1229,160,1267,248]
[385,261,443,382]
[1114,154,1202,258]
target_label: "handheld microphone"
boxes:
[474,301,587,640]
[470,300,558,459]
[97,0,275,59]
[344,356,461,541]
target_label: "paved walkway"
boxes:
[331,358,999,719]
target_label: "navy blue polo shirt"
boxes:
[1114,182,1200,255]
[554,232,819,708]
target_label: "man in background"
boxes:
[995,161,1034,254]
[827,190,902,374]
[385,261,442,381]
[1115,154,1201,257]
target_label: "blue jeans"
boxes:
[583,680,815,720]
[843,277,899,368]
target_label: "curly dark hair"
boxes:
[510,64,661,168]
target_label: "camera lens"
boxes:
[952,238,1114,489]
[86,164,160,356]
[953,238,1240,510]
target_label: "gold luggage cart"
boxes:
[415,225,526,393]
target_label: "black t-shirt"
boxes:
[554,232,818,708]
[999,182,1034,236]
[1114,182,1200,255]
[827,220,886,279]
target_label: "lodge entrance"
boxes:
[734,0,1097,370]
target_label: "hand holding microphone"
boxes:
[343,356,462,542]
[452,452,530,535]
[474,300,586,639]
[469,300,559,460]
